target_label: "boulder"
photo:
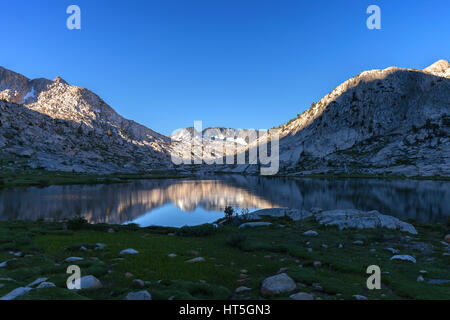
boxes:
[290,292,314,300]
[390,255,416,264]
[28,277,49,287]
[247,208,312,221]
[79,275,103,290]
[235,286,252,293]
[239,222,272,229]
[65,257,84,262]
[185,257,205,263]
[315,209,418,234]
[260,273,296,296]
[37,282,56,289]
[303,230,318,237]
[120,248,139,255]
[125,290,152,300]
[0,287,32,300]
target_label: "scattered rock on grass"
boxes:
[260,273,296,296]
[235,286,251,293]
[353,295,368,300]
[125,290,152,300]
[427,279,450,285]
[239,222,272,229]
[303,230,318,237]
[390,255,416,264]
[0,287,32,300]
[79,275,102,290]
[385,248,400,254]
[315,209,418,234]
[120,248,139,255]
[28,277,49,287]
[185,257,205,263]
[65,257,84,262]
[132,279,145,288]
[290,292,314,300]
[168,254,177,258]
[417,276,424,283]
[37,282,56,289]
[444,234,450,243]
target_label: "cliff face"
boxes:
[0,67,172,173]
[236,60,450,177]
[1,60,449,176]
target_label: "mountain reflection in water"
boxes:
[0,176,448,226]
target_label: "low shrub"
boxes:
[66,216,88,230]
[176,224,218,237]
[227,233,248,250]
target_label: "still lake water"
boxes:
[0,176,448,227]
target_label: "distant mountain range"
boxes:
[0,60,449,176]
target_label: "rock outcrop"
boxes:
[236,60,450,177]
[0,66,172,173]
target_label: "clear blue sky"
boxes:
[1,0,449,135]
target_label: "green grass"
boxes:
[0,165,188,189]
[0,218,448,300]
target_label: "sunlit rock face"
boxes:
[0,67,172,173]
[237,60,450,177]
[0,176,448,224]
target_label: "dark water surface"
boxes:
[0,176,448,227]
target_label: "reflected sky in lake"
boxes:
[0,176,448,227]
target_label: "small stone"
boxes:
[132,279,145,288]
[95,243,106,250]
[79,275,102,290]
[417,276,424,282]
[390,255,416,264]
[120,248,139,255]
[125,272,134,278]
[0,278,15,282]
[385,248,400,254]
[187,250,199,255]
[307,248,313,252]
[65,257,84,262]
[80,246,88,251]
[353,240,364,245]
[28,277,49,287]
[419,270,427,274]
[108,228,115,233]
[240,269,248,274]
[313,261,322,268]
[290,292,314,300]
[444,234,450,243]
[235,286,251,293]
[0,287,32,300]
[125,290,152,300]
[37,282,56,289]
[260,273,296,296]
[353,295,368,300]
[185,257,205,263]
[321,244,328,249]
[239,222,272,229]
[427,279,450,285]
[338,244,343,248]
[303,230,318,237]
[168,253,177,258]
[277,267,289,274]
